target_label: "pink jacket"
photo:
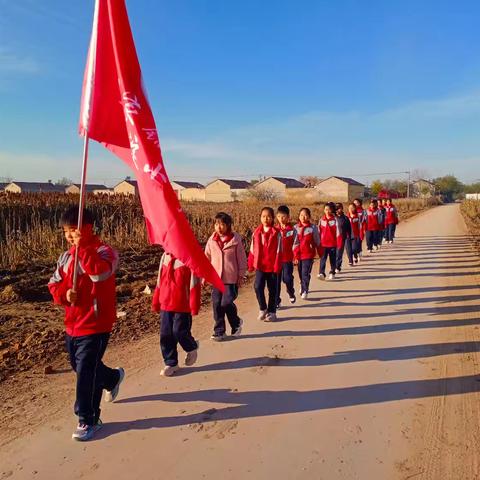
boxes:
[205,232,248,285]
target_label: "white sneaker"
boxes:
[185,343,199,366]
[258,310,267,321]
[104,367,125,403]
[301,292,308,300]
[265,312,277,322]
[160,365,179,377]
[317,273,326,280]
[231,319,244,337]
[289,296,296,304]
[328,273,334,281]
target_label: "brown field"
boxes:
[0,193,440,382]
[460,199,480,253]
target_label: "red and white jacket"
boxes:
[277,224,296,263]
[347,212,361,239]
[248,225,282,273]
[48,236,119,337]
[365,207,382,231]
[319,214,341,248]
[293,222,322,260]
[385,205,399,225]
[152,253,201,315]
[356,207,367,240]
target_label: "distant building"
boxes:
[4,181,65,194]
[466,193,480,200]
[412,179,436,198]
[171,181,205,201]
[65,183,109,195]
[205,179,251,202]
[253,176,305,199]
[315,176,365,202]
[114,179,138,195]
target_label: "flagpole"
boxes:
[72,133,90,293]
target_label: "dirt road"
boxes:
[2,203,480,480]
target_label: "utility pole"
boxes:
[406,170,411,198]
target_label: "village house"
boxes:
[253,176,306,200]
[204,179,251,202]
[412,179,436,198]
[65,183,110,195]
[114,178,138,195]
[4,181,65,194]
[171,181,205,201]
[315,176,365,202]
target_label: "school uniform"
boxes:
[152,254,200,367]
[356,206,366,254]
[276,224,296,304]
[293,222,321,295]
[377,206,386,244]
[335,213,351,271]
[48,236,120,427]
[385,204,399,242]
[346,212,362,263]
[319,214,340,276]
[248,226,282,314]
[365,206,383,250]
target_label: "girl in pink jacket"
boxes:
[205,212,248,341]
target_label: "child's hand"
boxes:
[293,259,299,266]
[72,229,82,247]
[66,289,77,305]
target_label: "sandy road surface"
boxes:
[2,203,480,480]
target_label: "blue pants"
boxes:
[336,243,346,270]
[320,247,336,275]
[366,230,379,250]
[254,271,278,313]
[298,258,314,294]
[386,224,397,242]
[160,311,198,366]
[277,261,295,303]
[66,333,119,426]
[212,284,241,335]
[346,237,361,263]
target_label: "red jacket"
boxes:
[347,212,361,239]
[277,224,296,263]
[385,205,399,225]
[365,207,382,231]
[152,253,201,315]
[293,222,322,260]
[48,236,119,337]
[248,226,282,273]
[319,215,341,248]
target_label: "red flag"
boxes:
[79,0,224,292]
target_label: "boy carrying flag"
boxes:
[48,207,124,442]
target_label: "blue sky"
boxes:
[1,0,480,186]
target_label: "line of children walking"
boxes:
[49,198,399,441]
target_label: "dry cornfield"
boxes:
[0,192,440,270]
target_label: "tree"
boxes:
[433,175,464,202]
[55,177,73,186]
[464,182,480,194]
[299,176,322,188]
[370,180,383,196]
